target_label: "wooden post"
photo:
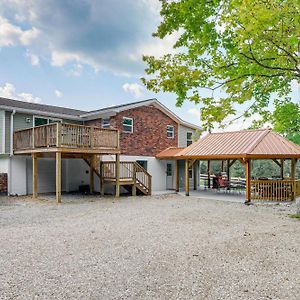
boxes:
[56,152,62,203]
[185,159,189,196]
[90,155,95,193]
[227,159,230,183]
[245,159,251,203]
[115,153,120,198]
[56,123,62,147]
[193,160,197,190]
[291,158,296,201]
[281,159,284,179]
[100,161,104,196]
[207,160,211,189]
[32,153,38,199]
[221,160,224,172]
[132,163,136,196]
[175,160,179,192]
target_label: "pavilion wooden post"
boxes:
[193,160,197,190]
[280,159,284,179]
[185,159,189,196]
[221,160,225,172]
[227,159,230,183]
[291,158,296,201]
[115,153,120,198]
[175,160,179,192]
[32,153,38,199]
[56,152,62,203]
[245,159,251,203]
[207,160,211,189]
[89,155,95,194]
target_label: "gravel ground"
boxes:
[0,194,299,300]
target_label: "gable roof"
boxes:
[0,97,86,119]
[170,128,300,159]
[80,98,201,130]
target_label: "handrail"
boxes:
[13,123,120,151]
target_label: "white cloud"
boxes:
[0,16,39,47]
[188,108,201,118]
[26,50,39,66]
[54,89,63,98]
[122,83,144,99]
[0,82,41,103]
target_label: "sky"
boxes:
[0,0,299,131]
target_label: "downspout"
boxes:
[8,109,16,195]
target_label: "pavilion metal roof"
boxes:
[162,128,300,160]
[156,147,185,159]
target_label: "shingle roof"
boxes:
[158,128,300,159]
[156,147,185,159]
[0,97,87,117]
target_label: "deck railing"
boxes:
[14,123,119,151]
[250,179,300,201]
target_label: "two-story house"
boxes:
[0,97,200,198]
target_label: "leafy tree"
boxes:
[271,99,300,145]
[142,0,300,129]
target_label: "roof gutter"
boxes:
[0,105,82,121]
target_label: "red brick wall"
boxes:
[86,105,178,156]
[0,173,8,194]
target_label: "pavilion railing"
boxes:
[14,123,119,151]
[250,179,300,201]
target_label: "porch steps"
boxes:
[84,158,151,196]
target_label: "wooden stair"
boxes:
[84,158,152,196]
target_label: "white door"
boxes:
[166,163,173,189]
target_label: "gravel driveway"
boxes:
[0,194,299,300]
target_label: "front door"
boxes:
[166,163,173,189]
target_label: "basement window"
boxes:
[101,118,110,129]
[136,160,148,171]
[167,125,174,138]
[123,117,133,133]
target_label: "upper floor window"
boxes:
[123,117,133,133]
[34,116,61,127]
[167,125,174,138]
[187,132,193,146]
[101,118,110,129]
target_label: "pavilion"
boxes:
[157,128,300,203]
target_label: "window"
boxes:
[167,125,174,138]
[189,166,193,179]
[136,160,147,171]
[123,117,133,133]
[187,132,193,146]
[34,116,61,127]
[166,163,172,176]
[101,118,110,129]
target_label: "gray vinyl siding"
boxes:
[0,110,5,153]
[5,112,11,153]
[178,125,196,148]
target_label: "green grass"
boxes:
[289,214,300,220]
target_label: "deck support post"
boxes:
[132,163,137,196]
[185,159,189,196]
[193,160,197,190]
[115,153,120,198]
[89,155,95,194]
[245,159,251,204]
[291,158,296,201]
[56,152,62,203]
[207,160,211,189]
[32,153,38,199]
[175,160,179,192]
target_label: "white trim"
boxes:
[166,125,174,139]
[1,110,5,154]
[122,117,133,133]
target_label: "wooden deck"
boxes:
[13,123,120,155]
